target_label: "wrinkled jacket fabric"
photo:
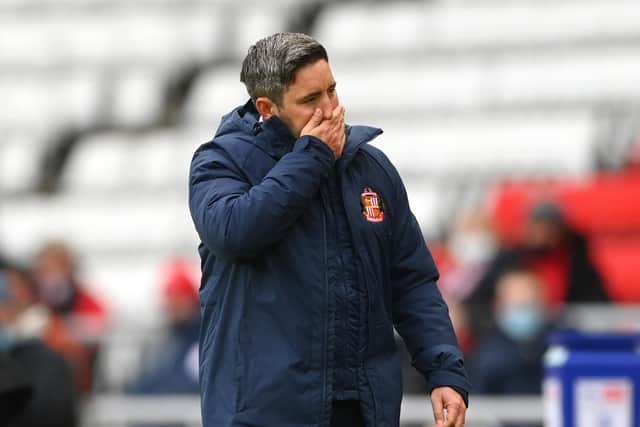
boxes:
[189,100,470,427]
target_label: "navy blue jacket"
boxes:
[189,100,469,427]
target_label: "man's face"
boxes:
[270,59,339,137]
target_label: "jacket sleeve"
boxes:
[385,158,471,402]
[189,135,334,261]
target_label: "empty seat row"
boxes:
[0,132,47,194]
[188,47,640,124]
[0,8,223,68]
[0,193,199,259]
[373,111,597,178]
[60,109,597,197]
[331,47,640,114]
[60,127,212,193]
[0,70,101,130]
[0,66,167,132]
[315,0,640,56]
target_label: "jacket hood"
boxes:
[215,99,383,167]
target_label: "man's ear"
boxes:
[255,97,277,119]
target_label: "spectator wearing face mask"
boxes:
[32,241,108,394]
[468,269,551,396]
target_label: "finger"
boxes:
[333,108,346,128]
[308,108,323,126]
[331,104,342,118]
[444,404,459,427]
[332,116,346,134]
[456,408,466,427]
[431,394,445,427]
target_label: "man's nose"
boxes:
[319,95,336,119]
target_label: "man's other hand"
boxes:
[300,105,345,160]
[430,386,466,427]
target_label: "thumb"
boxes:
[431,393,445,427]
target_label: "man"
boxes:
[189,33,469,427]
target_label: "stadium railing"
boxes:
[81,394,543,426]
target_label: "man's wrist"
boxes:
[431,385,469,408]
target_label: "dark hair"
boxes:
[240,32,328,106]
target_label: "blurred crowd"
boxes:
[0,244,200,426]
[437,143,640,398]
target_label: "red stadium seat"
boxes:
[558,171,640,235]
[488,171,640,245]
[589,236,640,303]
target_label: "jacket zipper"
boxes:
[320,185,331,427]
[341,173,379,425]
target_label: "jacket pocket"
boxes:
[234,310,249,412]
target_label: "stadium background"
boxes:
[1,0,640,425]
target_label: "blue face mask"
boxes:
[498,304,544,341]
[0,328,16,351]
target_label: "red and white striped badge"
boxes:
[360,187,385,222]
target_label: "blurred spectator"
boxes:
[467,201,609,325]
[128,258,200,395]
[0,265,78,427]
[469,269,550,397]
[447,301,475,356]
[33,241,108,394]
[439,209,499,302]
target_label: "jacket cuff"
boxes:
[293,135,335,165]
[429,383,469,408]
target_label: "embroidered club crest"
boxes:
[360,187,385,222]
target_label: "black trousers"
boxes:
[330,400,365,427]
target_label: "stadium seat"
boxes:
[315,0,640,55]
[488,170,640,244]
[0,70,101,130]
[590,236,640,303]
[371,112,597,178]
[184,66,247,125]
[0,8,223,67]
[60,129,209,192]
[0,194,198,259]
[558,171,640,235]
[0,133,44,194]
[108,68,165,128]
[331,48,640,114]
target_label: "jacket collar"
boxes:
[236,99,383,167]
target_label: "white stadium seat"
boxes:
[60,128,210,192]
[0,193,199,259]
[315,0,640,55]
[108,69,165,128]
[331,48,640,114]
[0,133,44,194]
[0,70,101,130]
[0,8,223,68]
[371,111,597,178]
[184,66,247,125]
